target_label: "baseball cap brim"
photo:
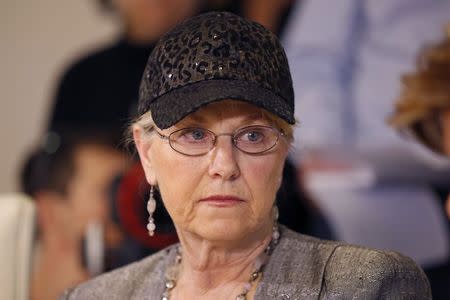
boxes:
[148,79,295,129]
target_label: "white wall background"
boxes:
[1,0,119,192]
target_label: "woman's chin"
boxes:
[175,205,272,243]
[191,218,256,242]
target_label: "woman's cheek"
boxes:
[158,169,200,223]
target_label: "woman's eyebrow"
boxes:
[186,114,206,123]
[241,113,265,123]
[176,114,207,127]
[178,111,265,127]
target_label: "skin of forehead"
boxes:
[172,100,271,129]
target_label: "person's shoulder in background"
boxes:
[58,39,123,85]
[52,39,122,106]
[48,38,141,131]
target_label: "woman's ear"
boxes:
[133,125,157,185]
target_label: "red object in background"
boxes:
[116,162,178,249]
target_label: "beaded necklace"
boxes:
[161,224,280,300]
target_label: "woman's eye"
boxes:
[179,129,208,142]
[241,130,264,142]
[190,129,205,140]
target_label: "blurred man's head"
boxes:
[21,132,127,241]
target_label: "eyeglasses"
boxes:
[155,125,285,156]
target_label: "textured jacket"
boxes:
[60,226,431,299]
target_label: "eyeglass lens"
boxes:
[168,126,280,155]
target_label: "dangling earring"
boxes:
[272,205,280,241]
[272,205,279,222]
[147,186,156,236]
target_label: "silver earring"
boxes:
[147,186,156,236]
[272,205,279,222]
[272,205,280,241]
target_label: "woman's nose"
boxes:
[207,136,240,180]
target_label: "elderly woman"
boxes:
[62,12,430,299]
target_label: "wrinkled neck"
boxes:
[174,220,273,293]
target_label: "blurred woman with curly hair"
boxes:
[389,24,450,217]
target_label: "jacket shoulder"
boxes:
[322,243,432,299]
[59,245,176,300]
[260,227,431,299]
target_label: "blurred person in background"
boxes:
[390,25,450,299]
[21,131,127,300]
[44,0,204,264]
[48,0,204,137]
[390,24,450,217]
[282,0,450,278]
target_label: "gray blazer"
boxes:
[61,226,431,299]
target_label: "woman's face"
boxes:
[135,101,289,241]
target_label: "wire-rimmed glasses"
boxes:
[155,125,285,156]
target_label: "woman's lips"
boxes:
[199,195,245,207]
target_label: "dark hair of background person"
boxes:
[21,129,122,198]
